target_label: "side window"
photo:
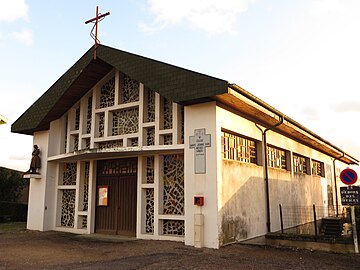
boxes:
[311,159,325,177]
[293,153,310,174]
[267,145,289,170]
[221,131,258,164]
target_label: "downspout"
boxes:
[256,115,284,233]
[333,152,344,217]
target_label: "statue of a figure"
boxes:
[27,145,41,174]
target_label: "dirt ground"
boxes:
[0,224,360,270]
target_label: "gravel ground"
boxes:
[0,226,359,270]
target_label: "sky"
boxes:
[1,0,360,172]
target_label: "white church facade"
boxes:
[12,45,358,249]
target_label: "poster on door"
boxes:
[98,186,108,206]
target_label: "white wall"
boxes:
[41,119,66,230]
[27,131,49,231]
[216,106,348,245]
[216,106,266,244]
[184,102,219,248]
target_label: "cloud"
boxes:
[0,1,32,46]
[308,0,349,17]
[0,0,29,22]
[141,0,256,35]
[238,0,360,119]
[11,28,33,46]
[334,101,360,113]
[9,154,29,161]
[220,0,360,162]
[300,106,321,121]
[0,125,32,172]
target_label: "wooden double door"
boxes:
[95,158,137,236]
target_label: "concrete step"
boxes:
[320,218,343,237]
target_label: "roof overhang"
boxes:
[0,114,7,125]
[48,145,184,163]
[213,84,358,165]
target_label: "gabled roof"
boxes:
[11,45,228,135]
[10,44,359,165]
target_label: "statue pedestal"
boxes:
[23,173,42,179]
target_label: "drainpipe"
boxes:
[333,152,344,217]
[256,115,284,233]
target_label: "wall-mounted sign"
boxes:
[340,186,360,206]
[189,128,211,174]
[98,186,108,206]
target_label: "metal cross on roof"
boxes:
[85,6,110,60]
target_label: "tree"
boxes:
[0,167,27,202]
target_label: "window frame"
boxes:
[293,153,310,175]
[221,130,258,165]
[311,159,325,177]
[267,145,289,170]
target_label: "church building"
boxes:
[12,45,358,249]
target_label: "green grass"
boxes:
[0,222,26,232]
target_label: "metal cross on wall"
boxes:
[85,6,110,60]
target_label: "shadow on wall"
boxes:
[219,175,264,245]
[219,162,326,246]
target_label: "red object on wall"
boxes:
[194,195,204,206]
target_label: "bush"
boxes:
[0,201,28,222]
[0,167,27,202]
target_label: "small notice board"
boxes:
[340,186,360,206]
[98,186,108,206]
